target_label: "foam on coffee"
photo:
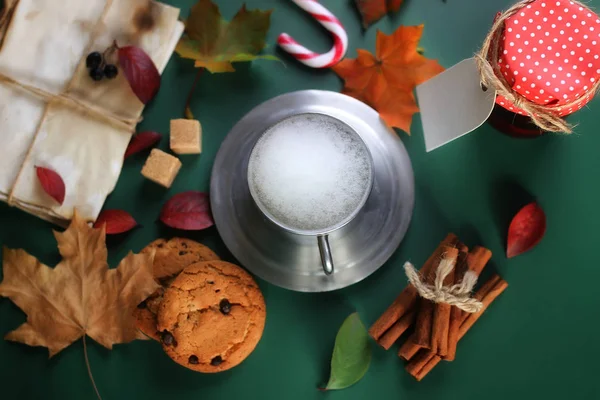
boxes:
[248,114,372,233]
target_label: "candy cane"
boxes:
[277,0,348,69]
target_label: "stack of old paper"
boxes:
[0,0,184,224]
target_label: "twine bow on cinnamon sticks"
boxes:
[403,255,483,313]
[475,0,600,134]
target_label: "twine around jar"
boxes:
[475,0,600,134]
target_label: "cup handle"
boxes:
[317,235,334,275]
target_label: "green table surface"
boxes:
[2,0,600,398]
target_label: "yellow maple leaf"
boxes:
[332,25,445,135]
[0,211,159,357]
[175,0,277,73]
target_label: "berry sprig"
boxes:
[84,41,161,104]
[85,45,119,82]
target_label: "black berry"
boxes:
[211,356,223,366]
[89,67,104,81]
[162,331,175,346]
[219,299,231,315]
[86,52,103,69]
[104,64,118,79]
[188,355,199,365]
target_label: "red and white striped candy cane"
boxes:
[277,0,348,69]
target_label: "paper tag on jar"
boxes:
[416,58,497,152]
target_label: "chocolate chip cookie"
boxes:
[134,238,220,340]
[141,237,220,281]
[157,261,266,373]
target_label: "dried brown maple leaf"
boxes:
[332,25,444,134]
[0,211,159,357]
[354,0,404,29]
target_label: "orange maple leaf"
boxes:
[354,0,404,28]
[332,25,444,135]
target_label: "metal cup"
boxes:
[247,113,374,276]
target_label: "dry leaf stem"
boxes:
[184,68,204,119]
[83,336,103,400]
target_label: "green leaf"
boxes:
[176,0,276,73]
[324,313,371,391]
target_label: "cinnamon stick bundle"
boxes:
[405,274,508,381]
[400,243,468,359]
[369,233,459,347]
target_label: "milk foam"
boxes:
[248,114,372,233]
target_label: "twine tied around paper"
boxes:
[2,0,140,207]
[475,0,600,134]
[403,257,483,313]
[0,74,141,133]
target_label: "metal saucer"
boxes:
[210,90,414,292]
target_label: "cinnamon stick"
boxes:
[459,275,508,339]
[445,246,492,361]
[414,354,442,381]
[405,274,508,380]
[369,233,459,342]
[406,349,442,382]
[377,310,416,350]
[413,246,459,348]
[398,333,422,360]
[430,245,463,356]
[405,348,437,378]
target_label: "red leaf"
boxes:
[35,166,65,205]
[354,0,404,28]
[93,209,138,235]
[124,131,162,159]
[507,202,546,258]
[117,44,161,104]
[160,191,214,231]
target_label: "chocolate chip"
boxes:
[181,242,188,248]
[179,251,187,256]
[207,280,214,284]
[137,301,147,309]
[162,331,175,346]
[215,289,221,293]
[157,243,164,248]
[219,299,231,315]
[211,356,223,366]
[188,355,199,365]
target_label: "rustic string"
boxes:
[5,0,138,206]
[475,0,600,133]
[403,256,483,313]
[0,74,139,132]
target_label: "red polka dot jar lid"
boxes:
[497,0,600,117]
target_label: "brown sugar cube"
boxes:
[141,149,182,188]
[170,119,201,154]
